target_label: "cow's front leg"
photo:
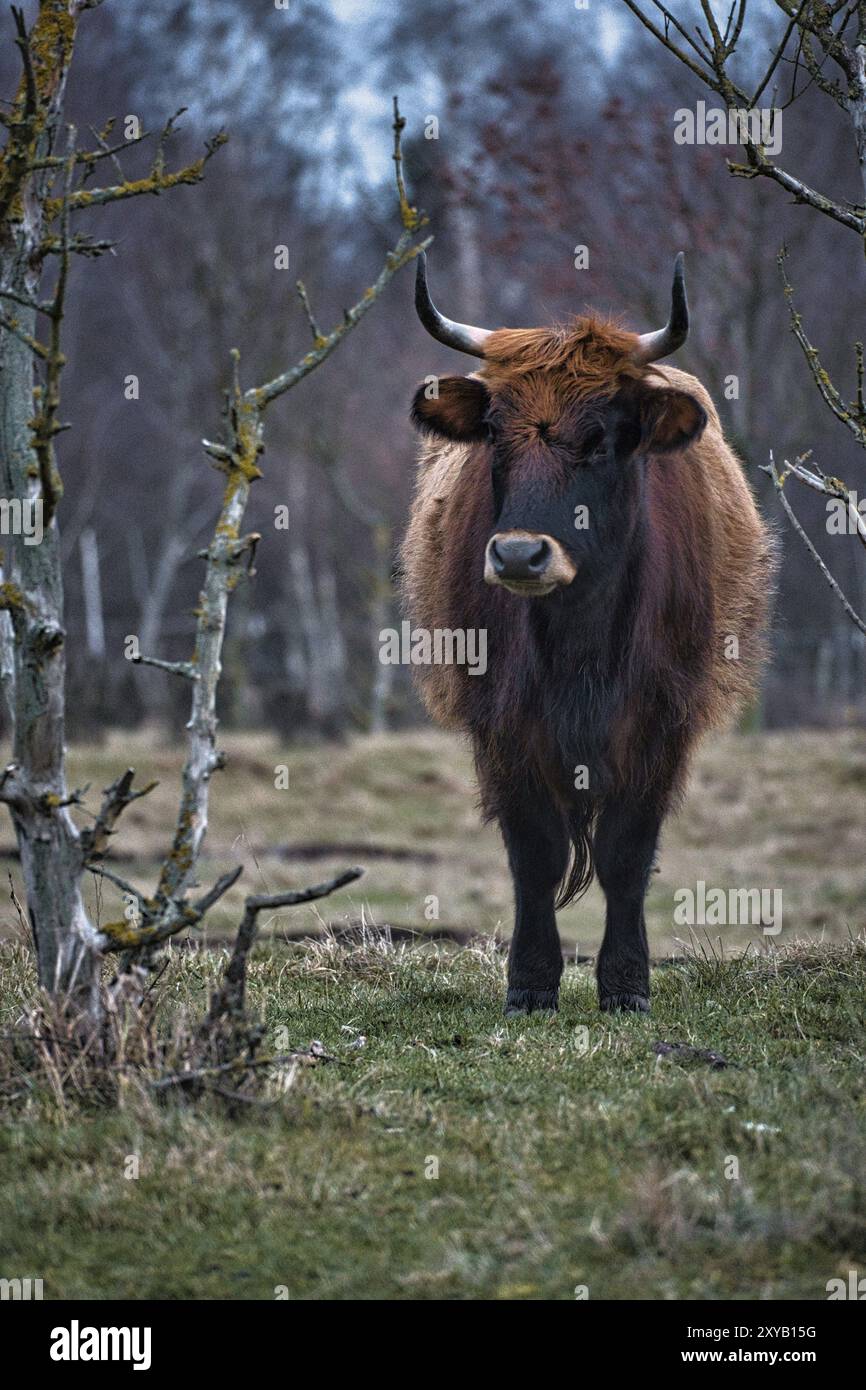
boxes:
[498,793,569,1015]
[593,797,662,1013]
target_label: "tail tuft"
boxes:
[554,801,596,909]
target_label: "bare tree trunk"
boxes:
[0,4,101,1016]
[317,560,347,736]
[79,527,105,660]
[369,522,394,734]
[286,463,348,738]
[136,528,188,723]
[0,308,99,1009]
[288,538,347,737]
[314,443,395,735]
[450,199,484,323]
[851,20,866,214]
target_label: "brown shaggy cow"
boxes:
[401,252,776,1016]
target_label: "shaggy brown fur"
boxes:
[402,314,775,1014]
[402,320,774,758]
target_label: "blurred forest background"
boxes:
[0,0,861,741]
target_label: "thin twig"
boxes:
[762,451,866,634]
[205,867,364,1022]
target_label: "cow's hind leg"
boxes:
[593,797,662,1013]
[498,790,569,1015]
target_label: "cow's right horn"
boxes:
[415,251,492,358]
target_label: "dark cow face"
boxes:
[411,372,707,598]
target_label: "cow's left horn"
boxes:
[633,252,689,365]
[415,251,492,357]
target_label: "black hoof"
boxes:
[599,991,650,1014]
[505,987,559,1016]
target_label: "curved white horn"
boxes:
[633,252,689,365]
[415,251,492,358]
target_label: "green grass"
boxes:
[1,934,865,1300]
[2,726,865,1299]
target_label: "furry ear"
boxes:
[615,382,707,456]
[410,376,491,442]
[639,387,707,452]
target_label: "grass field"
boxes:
[1,936,865,1299]
[0,728,865,1300]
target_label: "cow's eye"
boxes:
[580,425,605,459]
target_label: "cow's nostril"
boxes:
[527,539,550,574]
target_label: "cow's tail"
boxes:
[555,799,597,910]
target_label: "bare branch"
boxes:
[80,768,158,861]
[621,0,724,89]
[86,863,148,904]
[250,98,429,407]
[295,279,324,345]
[778,246,866,444]
[206,868,365,1022]
[44,130,228,218]
[131,654,199,680]
[0,8,40,226]
[40,233,116,258]
[624,0,866,234]
[0,311,48,358]
[97,865,244,953]
[29,125,150,172]
[782,454,866,550]
[191,866,245,919]
[0,285,53,315]
[725,134,865,228]
[391,94,425,231]
[252,236,430,407]
[246,867,366,915]
[751,2,808,104]
[762,451,866,634]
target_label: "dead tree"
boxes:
[0,2,225,1017]
[0,5,429,1029]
